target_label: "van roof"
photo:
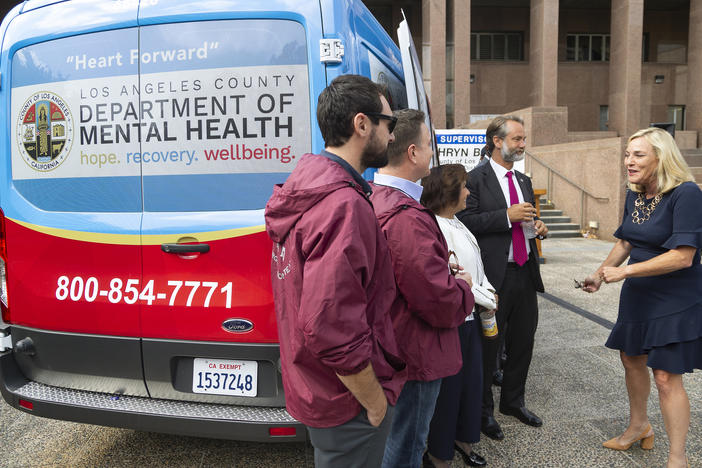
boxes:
[20,0,66,13]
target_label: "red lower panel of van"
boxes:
[141,230,278,343]
[5,220,277,342]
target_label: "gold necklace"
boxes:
[631,192,662,224]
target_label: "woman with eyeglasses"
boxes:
[420,164,493,467]
[581,128,701,468]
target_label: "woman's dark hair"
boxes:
[316,74,386,147]
[420,164,468,214]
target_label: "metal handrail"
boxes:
[526,150,609,229]
[527,151,609,202]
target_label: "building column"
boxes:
[422,0,447,128]
[687,0,702,144]
[608,0,644,138]
[529,0,559,107]
[453,0,471,127]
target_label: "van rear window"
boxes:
[10,20,311,213]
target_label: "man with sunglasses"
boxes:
[265,74,407,468]
[369,109,475,468]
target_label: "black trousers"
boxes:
[427,320,483,461]
[482,260,539,418]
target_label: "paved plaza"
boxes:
[470,237,702,468]
[0,237,699,467]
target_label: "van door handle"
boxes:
[161,243,210,254]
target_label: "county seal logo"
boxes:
[16,91,73,172]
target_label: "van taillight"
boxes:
[268,427,296,437]
[18,399,33,410]
[0,209,8,323]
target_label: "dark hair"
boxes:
[385,109,426,166]
[316,74,386,147]
[485,115,524,153]
[420,164,468,214]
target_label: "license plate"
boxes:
[192,358,258,397]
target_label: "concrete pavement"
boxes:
[469,237,702,468]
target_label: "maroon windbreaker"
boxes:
[370,184,475,381]
[264,154,407,428]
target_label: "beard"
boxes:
[502,144,525,162]
[360,128,389,169]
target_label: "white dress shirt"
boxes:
[489,158,531,262]
[435,216,495,321]
[373,172,423,202]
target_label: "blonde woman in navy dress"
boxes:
[582,127,701,468]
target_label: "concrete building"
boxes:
[365,0,702,239]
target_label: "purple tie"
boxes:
[506,171,528,266]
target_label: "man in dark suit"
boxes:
[457,115,548,441]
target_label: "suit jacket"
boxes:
[457,162,545,293]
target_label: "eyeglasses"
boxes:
[448,250,460,276]
[364,112,397,133]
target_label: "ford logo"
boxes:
[222,318,254,333]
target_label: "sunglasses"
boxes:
[364,112,397,133]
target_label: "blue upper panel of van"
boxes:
[2,1,319,219]
[320,0,403,82]
[0,0,406,232]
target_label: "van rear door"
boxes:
[134,4,317,405]
[4,1,146,396]
[397,13,438,161]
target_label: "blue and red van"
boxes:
[0,0,430,441]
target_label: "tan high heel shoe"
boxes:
[602,424,654,451]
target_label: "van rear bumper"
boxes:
[0,352,306,442]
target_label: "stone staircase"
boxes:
[539,197,581,238]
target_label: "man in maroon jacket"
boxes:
[370,109,475,468]
[265,75,407,468]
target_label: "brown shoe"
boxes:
[602,424,654,451]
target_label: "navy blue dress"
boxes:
[606,181,702,374]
